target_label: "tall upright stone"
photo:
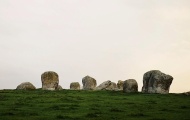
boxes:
[82,75,97,90]
[41,71,59,90]
[142,70,173,94]
[123,79,138,93]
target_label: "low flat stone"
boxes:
[16,82,36,90]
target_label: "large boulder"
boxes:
[41,71,59,90]
[70,82,80,90]
[123,79,138,93]
[96,81,117,90]
[82,75,97,90]
[16,82,36,90]
[142,70,173,94]
[117,80,124,90]
[56,85,63,90]
[96,80,111,90]
[106,82,117,90]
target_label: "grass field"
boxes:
[0,90,190,120]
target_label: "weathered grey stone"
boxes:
[82,75,97,90]
[96,81,117,90]
[70,82,80,90]
[16,82,36,90]
[142,70,173,94]
[123,79,138,93]
[105,82,117,90]
[117,80,124,90]
[56,85,63,90]
[41,71,59,90]
[96,80,111,90]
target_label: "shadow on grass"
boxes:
[128,113,146,117]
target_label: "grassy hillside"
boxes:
[0,90,190,120]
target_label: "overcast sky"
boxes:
[0,0,190,93]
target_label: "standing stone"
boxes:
[96,80,111,90]
[123,79,138,93]
[117,80,124,90]
[96,81,117,90]
[41,71,59,90]
[142,70,173,94]
[16,82,36,90]
[70,82,80,90]
[56,85,63,90]
[106,82,117,90]
[82,75,97,90]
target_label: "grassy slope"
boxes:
[0,90,190,120]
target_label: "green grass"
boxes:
[0,90,190,120]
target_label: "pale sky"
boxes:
[0,0,190,93]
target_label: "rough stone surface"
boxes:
[117,80,124,90]
[56,85,63,90]
[16,82,36,90]
[142,70,173,94]
[41,71,59,90]
[82,76,97,90]
[96,80,111,90]
[96,81,117,90]
[70,82,80,90]
[106,82,117,90]
[123,79,138,93]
